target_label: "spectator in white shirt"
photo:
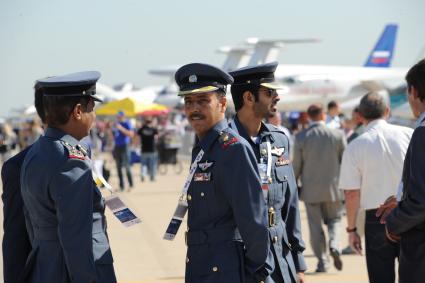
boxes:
[338,92,413,283]
[326,100,342,129]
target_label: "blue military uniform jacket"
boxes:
[386,123,425,283]
[185,119,271,283]
[231,116,306,283]
[2,146,32,283]
[20,127,116,283]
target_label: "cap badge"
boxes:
[189,75,197,83]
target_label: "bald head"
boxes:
[358,92,388,121]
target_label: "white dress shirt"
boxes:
[339,119,413,210]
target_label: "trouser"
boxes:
[141,152,158,181]
[304,201,343,268]
[365,209,399,283]
[113,145,133,190]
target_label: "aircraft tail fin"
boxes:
[246,38,320,66]
[364,24,398,67]
[217,46,251,71]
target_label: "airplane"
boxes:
[153,39,320,108]
[226,24,406,113]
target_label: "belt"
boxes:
[186,227,242,246]
[33,220,105,241]
[268,207,283,227]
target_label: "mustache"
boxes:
[189,113,205,120]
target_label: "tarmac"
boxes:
[0,153,370,283]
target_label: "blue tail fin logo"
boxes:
[364,24,398,68]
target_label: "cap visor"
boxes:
[91,94,103,103]
[178,86,219,96]
[260,82,285,90]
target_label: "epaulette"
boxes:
[268,124,285,133]
[219,130,238,149]
[60,141,87,160]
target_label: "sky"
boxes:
[1,0,424,117]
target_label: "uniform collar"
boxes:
[308,120,326,129]
[196,119,228,152]
[233,115,272,143]
[365,119,387,131]
[415,111,425,129]
[44,127,80,147]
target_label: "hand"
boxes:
[348,232,362,255]
[385,226,401,242]
[376,195,398,224]
[297,272,305,283]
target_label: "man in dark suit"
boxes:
[384,59,425,283]
[1,85,45,283]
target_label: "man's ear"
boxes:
[71,103,83,121]
[242,91,255,106]
[411,86,419,99]
[384,106,391,119]
[219,95,227,113]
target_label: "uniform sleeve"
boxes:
[338,144,361,190]
[217,142,271,275]
[338,133,347,163]
[286,167,307,272]
[50,158,96,282]
[387,127,425,235]
[2,158,32,283]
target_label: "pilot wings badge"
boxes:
[198,161,214,171]
[271,147,285,157]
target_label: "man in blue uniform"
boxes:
[175,63,272,283]
[1,84,45,283]
[229,62,307,283]
[20,71,116,282]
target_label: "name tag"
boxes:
[194,172,211,182]
[105,195,142,227]
[258,163,269,184]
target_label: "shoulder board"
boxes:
[267,123,285,133]
[60,141,87,160]
[219,130,238,149]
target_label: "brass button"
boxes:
[200,192,205,197]
[212,266,218,272]
[187,194,192,201]
[273,236,278,243]
[261,149,267,156]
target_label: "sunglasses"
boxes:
[260,88,277,97]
